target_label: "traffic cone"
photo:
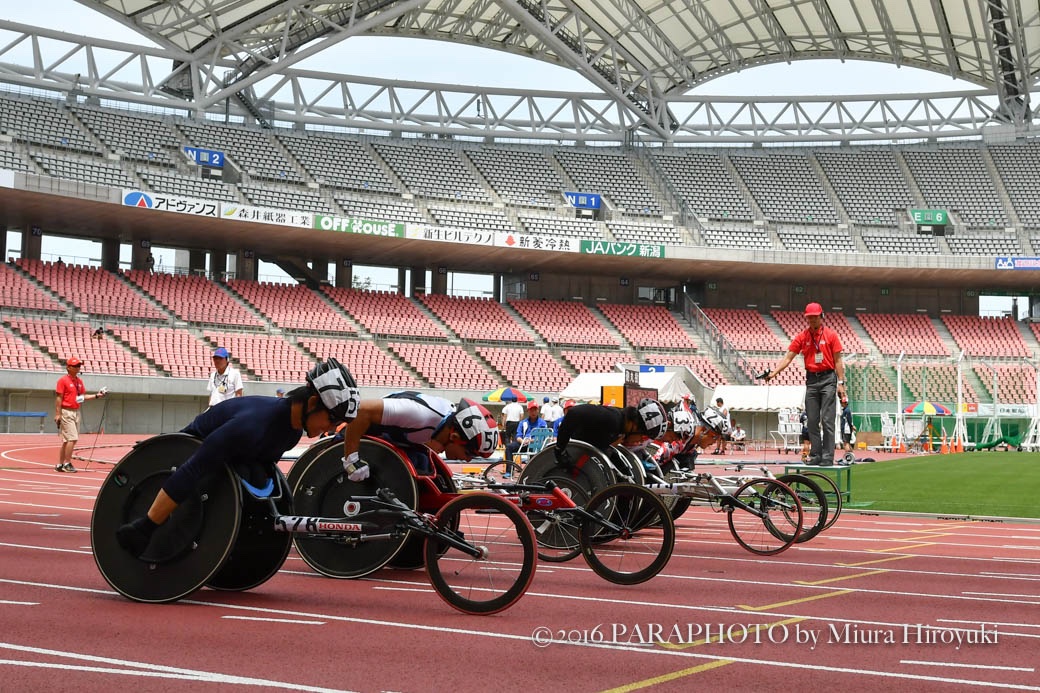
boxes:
[940,434,949,454]
[897,438,906,453]
[954,436,964,453]
[890,435,898,451]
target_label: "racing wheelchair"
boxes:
[91,433,537,615]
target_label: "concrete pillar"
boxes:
[492,273,502,302]
[429,267,448,295]
[188,249,207,276]
[410,266,426,297]
[397,267,407,295]
[100,238,120,271]
[22,224,43,261]
[335,259,353,288]
[211,251,228,280]
[234,250,257,281]
[131,240,152,271]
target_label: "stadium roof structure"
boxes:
[1,0,1038,142]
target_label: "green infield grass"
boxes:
[848,451,1040,518]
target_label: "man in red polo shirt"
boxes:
[764,302,847,466]
[54,357,107,472]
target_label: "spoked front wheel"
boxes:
[725,479,802,556]
[776,473,828,543]
[425,492,537,615]
[482,459,524,484]
[800,471,843,531]
[579,483,675,585]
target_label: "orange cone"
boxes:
[954,436,964,453]
[940,434,949,454]
[897,438,906,453]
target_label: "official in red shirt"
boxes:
[54,357,106,472]
[764,302,847,466]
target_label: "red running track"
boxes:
[2,433,1039,692]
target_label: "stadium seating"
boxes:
[334,193,425,224]
[388,342,497,390]
[776,226,858,253]
[0,148,31,172]
[860,229,942,255]
[373,142,491,203]
[323,287,445,338]
[7,317,159,376]
[278,132,396,193]
[31,153,138,189]
[650,150,754,221]
[73,105,183,166]
[465,147,564,208]
[110,325,215,379]
[701,308,786,352]
[124,270,265,328]
[0,262,65,313]
[553,148,661,215]
[900,363,977,405]
[988,141,1040,228]
[179,120,302,183]
[227,280,356,334]
[728,152,839,224]
[699,224,772,249]
[19,260,167,322]
[560,350,629,374]
[597,303,700,350]
[844,362,899,402]
[901,148,1009,228]
[418,294,533,343]
[201,331,311,382]
[944,231,1021,256]
[509,299,619,347]
[138,168,240,202]
[855,313,950,357]
[973,363,1037,404]
[0,323,62,372]
[427,205,518,234]
[238,183,332,213]
[814,149,915,225]
[606,220,683,245]
[741,356,805,386]
[297,337,421,389]
[0,94,98,154]
[476,347,572,393]
[941,314,1030,358]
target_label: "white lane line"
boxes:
[0,601,37,605]
[221,616,324,625]
[901,660,1034,672]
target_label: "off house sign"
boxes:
[580,240,665,258]
[313,214,404,237]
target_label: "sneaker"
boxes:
[54,463,64,472]
[62,462,77,473]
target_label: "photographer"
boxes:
[54,357,107,472]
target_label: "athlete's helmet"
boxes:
[636,398,669,440]
[306,358,361,423]
[670,407,697,438]
[700,405,731,436]
[450,398,501,458]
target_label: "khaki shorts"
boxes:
[59,408,80,442]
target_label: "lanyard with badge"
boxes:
[811,330,824,365]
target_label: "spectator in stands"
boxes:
[207,347,243,407]
[765,302,847,466]
[500,395,524,443]
[116,359,360,558]
[146,252,155,273]
[53,357,107,473]
[840,397,856,455]
[712,397,730,454]
[506,401,547,463]
[92,325,104,340]
[334,393,500,482]
[554,399,669,468]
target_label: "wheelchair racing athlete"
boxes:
[116,358,361,558]
[651,401,730,473]
[337,392,501,483]
[552,398,670,469]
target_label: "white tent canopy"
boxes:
[560,372,692,403]
[711,385,806,412]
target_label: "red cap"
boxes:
[527,400,540,410]
[564,399,576,409]
[66,357,82,367]
[804,302,824,316]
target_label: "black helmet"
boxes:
[306,358,360,423]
